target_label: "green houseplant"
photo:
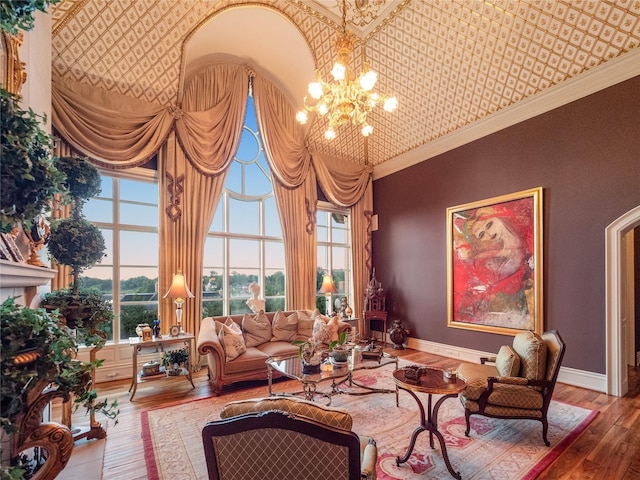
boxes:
[0,87,64,233]
[41,156,109,331]
[1,297,118,478]
[329,330,349,363]
[161,348,189,375]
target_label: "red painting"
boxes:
[447,188,543,335]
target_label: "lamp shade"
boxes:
[318,274,337,294]
[163,271,195,300]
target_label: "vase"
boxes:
[332,349,349,363]
[389,319,409,350]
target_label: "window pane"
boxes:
[265,241,284,269]
[210,199,223,232]
[332,227,347,243]
[120,231,158,265]
[265,269,285,296]
[229,239,259,268]
[119,266,158,340]
[244,162,271,196]
[264,196,281,237]
[332,246,348,270]
[100,228,113,265]
[236,129,260,162]
[97,177,113,199]
[229,269,258,302]
[229,198,258,235]
[226,161,242,193]
[317,225,328,242]
[203,237,223,267]
[84,197,112,223]
[317,247,328,270]
[120,203,158,227]
[331,213,347,227]
[120,179,157,203]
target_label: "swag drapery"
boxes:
[51,64,373,353]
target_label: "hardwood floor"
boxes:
[58,347,640,479]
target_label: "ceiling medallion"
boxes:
[296,0,397,140]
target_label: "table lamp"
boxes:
[318,273,337,316]
[164,269,194,334]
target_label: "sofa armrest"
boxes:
[337,320,353,335]
[197,317,224,360]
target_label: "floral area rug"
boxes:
[141,363,597,480]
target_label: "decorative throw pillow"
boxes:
[312,318,331,344]
[512,331,547,380]
[495,345,521,377]
[325,315,340,343]
[296,310,314,340]
[218,318,246,361]
[242,311,271,347]
[271,310,298,342]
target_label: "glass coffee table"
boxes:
[266,349,399,406]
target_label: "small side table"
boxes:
[393,367,466,480]
[128,333,195,401]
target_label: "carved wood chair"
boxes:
[457,330,566,446]
[202,397,377,480]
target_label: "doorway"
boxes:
[606,204,640,397]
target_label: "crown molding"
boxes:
[373,48,640,180]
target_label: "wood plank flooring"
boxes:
[58,347,640,479]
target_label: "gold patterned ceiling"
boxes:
[51,0,640,170]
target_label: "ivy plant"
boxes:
[0,0,61,35]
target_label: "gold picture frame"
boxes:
[447,187,543,336]
[1,232,26,263]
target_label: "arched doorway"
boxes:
[606,204,640,396]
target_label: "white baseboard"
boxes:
[406,337,607,393]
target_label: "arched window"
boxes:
[202,94,285,316]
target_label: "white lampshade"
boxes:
[163,271,195,301]
[318,274,337,294]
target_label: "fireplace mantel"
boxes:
[0,259,56,306]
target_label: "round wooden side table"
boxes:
[393,366,466,479]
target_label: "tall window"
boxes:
[203,95,285,316]
[316,205,352,315]
[81,169,159,342]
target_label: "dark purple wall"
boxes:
[372,76,640,374]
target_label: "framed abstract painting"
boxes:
[447,187,543,336]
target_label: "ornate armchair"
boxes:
[457,330,565,446]
[202,397,378,480]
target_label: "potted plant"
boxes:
[162,348,189,376]
[0,87,64,233]
[41,156,109,331]
[292,339,323,374]
[1,297,118,478]
[329,331,349,363]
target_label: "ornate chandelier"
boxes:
[296,0,398,140]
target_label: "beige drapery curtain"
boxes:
[310,151,373,327]
[51,77,175,168]
[252,75,317,309]
[159,64,247,346]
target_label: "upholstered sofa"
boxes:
[197,310,352,395]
